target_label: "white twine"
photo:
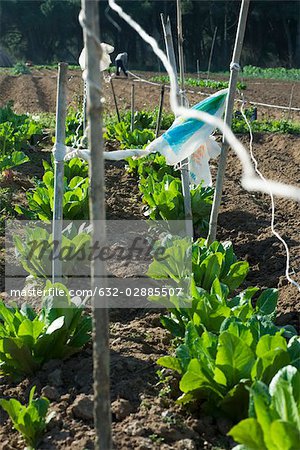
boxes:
[240,99,300,291]
[127,70,300,112]
[107,0,300,203]
[52,142,67,161]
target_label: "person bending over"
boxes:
[115,52,128,77]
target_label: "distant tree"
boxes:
[0,0,299,69]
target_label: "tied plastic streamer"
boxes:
[147,89,228,185]
[189,136,222,186]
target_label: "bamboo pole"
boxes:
[161,12,193,237]
[110,78,120,122]
[287,84,295,121]
[207,0,250,244]
[206,26,218,83]
[176,0,193,237]
[130,83,135,132]
[83,81,87,132]
[155,84,165,138]
[160,14,180,104]
[52,62,68,283]
[81,1,112,449]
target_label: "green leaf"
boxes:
[216,332,255,388]
[269,365,300,428]
[288,336,300,369]
[270,420,300,450]
[256,289,278,316]
[157,356,182,374]
[228,418,267,450]
[222,261,249,292]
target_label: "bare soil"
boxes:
[0,70,299,450]
[0,69,299,121]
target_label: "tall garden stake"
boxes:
[161,11,193,237]
[80,1,112,449]
[206,26,218,83]
[110,78,120,122]
[160,14,179,103]
[176,0,193,237]
[155,84,165,138]
[130,83,135,132]
[208,0,251,244]
[52,62,68,283]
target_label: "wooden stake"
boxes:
[130,83,135,132]
[110,78,120,122]
[208,0,250,244]
[288,84,295,121]
[81,1,112,449]
[155,84,165,138]
[206,26,218,83]
[176,0,193,238]
[52,62,68,283]
[83,81,87,131]
[197,59,200,79]
[160,14,180,103]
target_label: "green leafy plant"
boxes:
[104,120,155,148]
[0,102,42,153]
[126,152,179,181]
[150,75,247,90]
[12,62,31,75]
[228,365,300,450]
[243,65,300,81]
[158,279,294,340]
[232,117,300,135]
[0,386,53,449]
[42,157,89,182]
[14,222,91,280]
[65,108,84,146]
[15,163,90,220]
[140,174,214,236]
[158,323,299,419]
[148,238,249,294]
[0,150,29,173]
[0,282,92,377]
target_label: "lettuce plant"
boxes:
[140,174,214,236]
[158,323,299,419]
[104,120,155,148]
[126,152,179,182]
[14,222,91,280]
[0,282,92,377]
[15,166,89,221]
[228,365,300,450]
[0,150,29,173]
[148,237,249,294]
[0,386,53,449]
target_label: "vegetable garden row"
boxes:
[0,94,299,449]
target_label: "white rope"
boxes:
[240,100,300,291]
[127,70,300,112]
[108,0,300,203]
[64,145,150,162]
[52,142,67,161]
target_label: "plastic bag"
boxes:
[79,43,114,72]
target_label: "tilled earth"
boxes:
[0,71,299,449]
[0,68,299,121]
